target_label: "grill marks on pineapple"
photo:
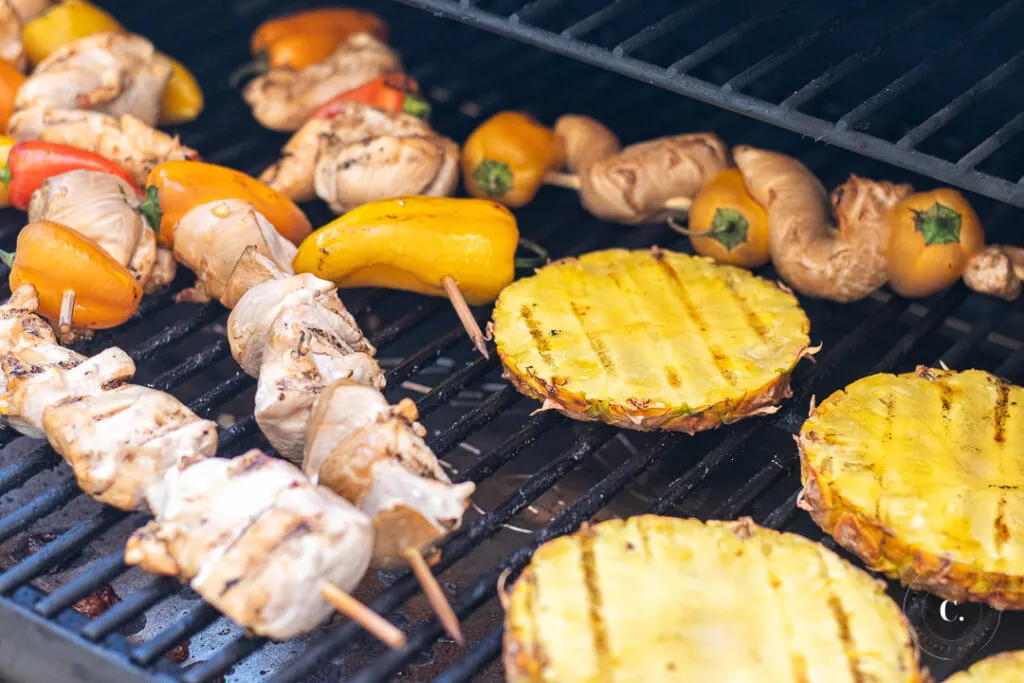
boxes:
[993,378,1010,445]
[652,255,735,387]
[721,274,771,343]
[523,571,549,673]
[817,551,867,683]
[569,302,614,372]
[994,495,1011,550]
[519,305,554,366]
[578,529,612,681]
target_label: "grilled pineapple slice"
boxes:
[502,515,925,683]
[799,367,1024,608]
[492,248,813,432]
[946,651,1024,682]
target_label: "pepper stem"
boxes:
[228,51,270,89]
[912,202,961,245]
[0,250,14,268]
[0,165,10,187]
[514,237,549,269]
[472,159,513,198]
[403,93,431,120]
[139,186,163,232]
[667,209,749,251]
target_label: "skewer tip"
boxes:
[319,582,407,650]
[441,276,489,360]
[59,290,76,333]
[404,547,465,646]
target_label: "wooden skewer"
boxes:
[404,547,464,646]
[59,290,75,333]
[543,172,692,213]
[320,582,407,649]
[441,275,488,359]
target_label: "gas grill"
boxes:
[0,0,1021,681]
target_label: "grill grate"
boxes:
[391,0,1024,208]
[0,0,1019,682]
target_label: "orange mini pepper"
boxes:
[462,111,565,208]
[2,221,142,329]
[142,160,313,248]
[231,8,387,85]
[0,59,25,134]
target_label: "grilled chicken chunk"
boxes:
[0,286,59,358]
[254,301,383,461]
[173,199,297,306]
[44,384,217,509]
[28,170,169,291]
[8,107,199,184]
[314,133,460,214]
[259,101,432,202]
[227,272,372,378]
[0,345,134,438]
[0,1,24,71]
[126,450,374,640]
[17,32,171,125]
[306,379,475,568]
[243,32,401,132]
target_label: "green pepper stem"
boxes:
[139,186,163,232]
[228,51,270,89]
[0,250,14,268]
[473,159,513,198]
[0,165,11,188]
[514,237,549,269]
[403,93,431,120]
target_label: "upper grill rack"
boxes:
[0,0,1020,682]
[392,0,1024,208]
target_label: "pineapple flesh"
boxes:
[492,248,813,433]
[799,367,1024,608]
[946,651,1024,682]
[502,515,925,683]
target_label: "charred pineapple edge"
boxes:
[494,250,816,433]
[499,516,930,683]
[797,367,1024,610]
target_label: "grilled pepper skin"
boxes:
[311,74,429,120]
[143,160,312,248]
[4,220,142,328]
[0,135,14,208]
[462,112,564,208]
[22,0,204,125]
[293,196,519,305]
[0,59,25,133]
[0,141,143,210]
[250,8,387,69]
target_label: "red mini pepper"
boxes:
[310,74,431,121]
[0,141,144,210]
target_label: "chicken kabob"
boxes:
[160,197,476,644]
[0,281,406,647]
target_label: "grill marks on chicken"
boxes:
[29,169,173,292]
[0,286,217,506]
[126,451,374,639]
[242,32,402,132]
[17,32,171,125]
[8,107,199,184]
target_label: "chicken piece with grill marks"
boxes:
[173,199,297,306]
[253,300,384,461]
[17,32,171,126]
[0,1,25,71]
[44,384,217,510]
[0,286,59,358]
[314,133,460,214]
[29,170,173,292]
[8,107,199,185]
[243,32,401,132]
[259,100,432,202]
[126,450,375,640]
[305,379,475,568]
[227,271,372,378]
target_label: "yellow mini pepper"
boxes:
[293,196,523,305]
[23,0,204,125]
[462,111,565,208]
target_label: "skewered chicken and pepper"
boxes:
[502,515,925,682]
[242,31,401,131]
[16,32,171,126]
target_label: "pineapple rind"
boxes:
[494,248,813,433]
[945,651,1024,682]
[502,516,927,683]
[799,367,1024,609]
